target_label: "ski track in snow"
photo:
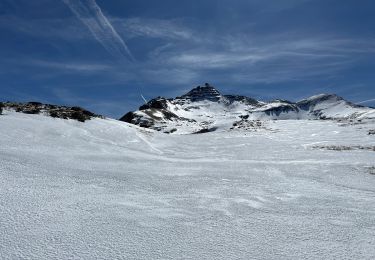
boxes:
[135,131,164,155]
[0,111,375,259]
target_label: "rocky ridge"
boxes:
[120,83,375,134]
[1,101,102,122]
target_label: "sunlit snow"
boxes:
[1,111,375,259]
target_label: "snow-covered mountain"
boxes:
[120,83,375,134]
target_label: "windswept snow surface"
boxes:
[1,111,375,259]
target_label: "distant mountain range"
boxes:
[120,83,375,134]
[1,83,374,134]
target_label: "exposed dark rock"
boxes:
[70,111,86,122]
[164,128,177,134]
[120,111,136,123]
[193,127,218,134]
[231,119,267,131]
[23,108,41,114]
[179,83,221,102]
[184,106,201,111]
[1,102,102,122]
[270,99,294,104]
[223,95,259,106]
[139,97,169,110]
[369,130,375,135]
[27,101,43,106]
[119,111,155,128]
[49,110,59,118]
[158,110,178,120]
[264,104,299,116]
[138,119,154,128]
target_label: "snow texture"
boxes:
[1,111,375,259]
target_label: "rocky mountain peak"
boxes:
[179,83,221,102]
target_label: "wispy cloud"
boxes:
[62,0,134,61]
[31,60,112,72]
[116,17,194,41]
[3,7,375,89]
[166,37,375,69]
[144,34,375,86]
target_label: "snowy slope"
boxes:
[1,110,375,259]
[297,94,375,119]
[121,84,375,134]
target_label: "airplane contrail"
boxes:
[62,0,134,62]
[357,98,375,104]
[140,94,148,104]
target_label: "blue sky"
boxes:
[1,0,375,117]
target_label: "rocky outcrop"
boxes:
[139,97,170,110]
[223,95,260,106]
[263,104,299,117]
[178,83,221,102]
[2,102,102,122]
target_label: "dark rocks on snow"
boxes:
[119,112,155,128]
[2,102,102,122]
[119,111,136,123]
[368,167,375,175]
[193,127,218,134]
[164,128,177,134]
[179,83,221,102]
[223,95,259,106]
[139,97,169,110]
[264,104,299,116]
[231,119,265,131]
